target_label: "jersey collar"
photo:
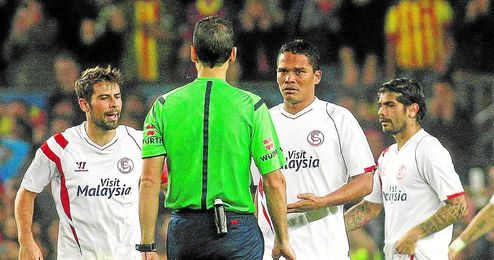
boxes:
[280,97,319,119]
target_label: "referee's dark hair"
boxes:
[379,78,427,124]
[193,16,234,68]
[278,39,321,71]
[75,65,123,101]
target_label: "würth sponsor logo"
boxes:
[307,130,324,146]
[263,137,274,151]
[75,161,88,172]
[117,158,134,174]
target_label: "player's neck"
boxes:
[394,124,422,150]
[283,97,315,115]
[85,121,117,146]
[196,61,228,79]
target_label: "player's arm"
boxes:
[261,169,296,260]
[344,199,383,232]
[449,202,494,259]
[395,195,467,255]
[138,155,165,256]
[287,171,373,213]
[15,188,44,260]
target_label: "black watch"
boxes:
[135,242,157,252]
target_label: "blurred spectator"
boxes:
[0,137,30,185]
[120,90,147,129]
[176,0,232,80]
[339,0,387,92]
[453,0,494,73]
[0,0,17,88]
[236,0,285,80]
[3,0,58,90]
[123,0,177,82]
[384,0,454,93]
[45,52,84,126]
[288,0,342,65]
[79,1,127,68]
[424,79,476,180]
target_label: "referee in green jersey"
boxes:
[137,16,295,260]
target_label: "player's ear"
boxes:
[408,103,419,119]
[79,98,89,112]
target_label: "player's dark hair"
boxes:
[278,39,321,71]
[193,16,234,68]
[378,78,427,124]
[75,65,123,101]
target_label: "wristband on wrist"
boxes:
[450,238,466,252]
[135,242,157,252]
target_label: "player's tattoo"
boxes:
[417,197,466,237]
[345,201,382,232]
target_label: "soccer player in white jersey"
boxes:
[345,78,467,260]
[255,39,376,259]
[15,66,142,260]
[449,192,494,259]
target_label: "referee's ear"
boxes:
[228,47,237,64]
[190,46,198,64]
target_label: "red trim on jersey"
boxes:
[364,165,377,172]
[381,146,390,157]
[447,191,465,199]
[258,180,264,198]
[261,202,274,232]
[41,142,81,251]
[54,133,68,149]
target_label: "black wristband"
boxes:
[135,243,156,252]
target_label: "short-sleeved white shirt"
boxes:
[256,98,376,259]
[365,129,464,260]
[21,123,142,259]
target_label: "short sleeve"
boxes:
[21,148,57,193]
[416,138,464,201]
[365,157,384,204]
[251,102,285,175]
[142,98,166,158]
[336,108,376,177]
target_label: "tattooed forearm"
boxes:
[417,196,467,238]
[344,201,383,232]
[460,203,494,244]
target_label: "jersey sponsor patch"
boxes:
[77,177,132,199]
[282,149,320,172]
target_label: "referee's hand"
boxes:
[141,252,159,260]
[272,244,296,260]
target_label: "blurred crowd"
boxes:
[0,0,494,259]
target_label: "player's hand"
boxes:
[272,243,296,260]
[395,228,420,256]
[141,252,159,260]
[18,239,43,260]
[287,193,323,213]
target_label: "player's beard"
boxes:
[382,120,407,136]
[89,109,120,130]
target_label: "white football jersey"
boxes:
[256,98,376,259]
[21,123,142,260]
[365,129,464,260]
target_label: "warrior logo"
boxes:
[307,130,324,146]
[117,158,134,174]
[75,161,88,172]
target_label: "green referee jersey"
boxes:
[142,77,285,213]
